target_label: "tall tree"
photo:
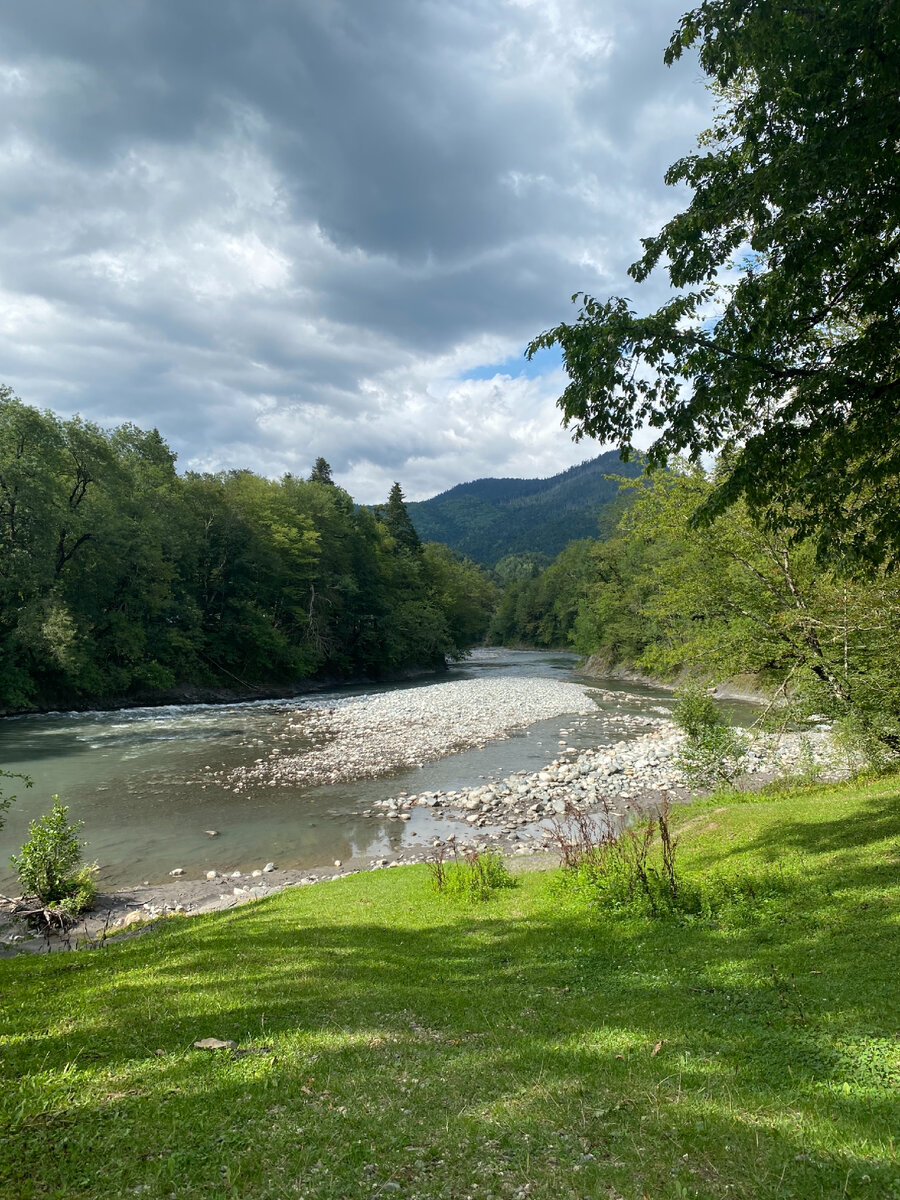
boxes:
[308,457,335,486]
[528,0,900,563]
[378,482,422,554]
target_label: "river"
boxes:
[0,649,748,890]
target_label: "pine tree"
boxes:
[379,482,422,553]
[308,457,335,485]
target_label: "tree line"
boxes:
[488,466,900,760]
[0,389,497,713]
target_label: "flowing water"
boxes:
[0,649,755,889]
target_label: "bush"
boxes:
[673,685,749,789]
[10,799,95,915]
[430,849,517,903]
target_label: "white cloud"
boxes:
[0,0,711,502]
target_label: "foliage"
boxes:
[10,799,95,914]
[376,482,422,554]
[0,391,497,711]
[1,775,898,1199]
[549,800,693,917]
[406,450,641,566]
[488,539,597,648]
[421,543,498,652]
[429,848,517,903]
[672,685,750,789]
[307,457,335,485]
[527,1,900,563]
[0,770,31,834]
[568,467,900,759]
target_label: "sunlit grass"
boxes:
[1,774,898,1199]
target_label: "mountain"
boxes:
[406,451,642,566]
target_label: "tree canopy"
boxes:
[0,391,497,712]
[527,0,900,563]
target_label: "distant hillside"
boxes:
[407,451,642,565]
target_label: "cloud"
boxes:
[0,0,711,502]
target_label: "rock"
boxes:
[205,830,219,837]
[205,870,217,880]
[251,869,262,878]
[263,862,275,873]
[334,860,342,868]
[193,1038,236,1051]
[169,868,185,877]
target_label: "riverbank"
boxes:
[2,773,897,1199]
[0,692,844,953]
[579,654,779,704]
[0,662,449,719]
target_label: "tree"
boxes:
[617,467,900,754]
[11,799,95,914]
[528,0,900,563]
[308,457,335,485]
[378,483,422,554]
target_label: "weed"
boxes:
[551,797,699,917]
[430,847,517,903]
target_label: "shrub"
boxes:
[673,685,749,790]
[430,849,517,903]
[10,799,96,915]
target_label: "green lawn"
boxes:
[1,776,898,1200]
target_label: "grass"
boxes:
[1,774,898,1200]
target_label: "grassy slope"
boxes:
[1,777,898,1200]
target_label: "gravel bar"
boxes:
[222,677,599,790]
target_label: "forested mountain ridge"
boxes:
[406,451,642,565]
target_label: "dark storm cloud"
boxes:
[0,0,711,500]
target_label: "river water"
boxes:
[0,649,746,890]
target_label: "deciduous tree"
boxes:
[528,0,900,562]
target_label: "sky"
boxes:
[0,0,712,503]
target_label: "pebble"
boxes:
[219,678,598,790]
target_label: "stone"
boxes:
[193,1038,237,1051]
[263,862,275,872]
[205,870,217,880]
[169,868,185,877]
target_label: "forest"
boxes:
[0,389,497,713]
[489,465,900,761]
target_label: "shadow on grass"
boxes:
[2,865,899,1199]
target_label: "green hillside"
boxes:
[407,451,642,565]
